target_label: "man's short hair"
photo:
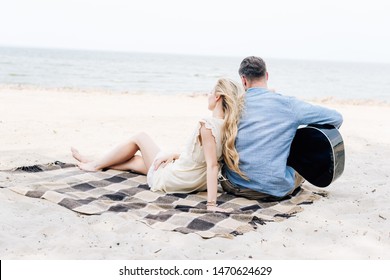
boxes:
[238,56,267,80]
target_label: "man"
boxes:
[221,56,343,200]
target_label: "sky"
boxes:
[0,0,389,63]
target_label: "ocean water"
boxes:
[1,46,390,101]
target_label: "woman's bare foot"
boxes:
[71,147,91,163]
[77,162,100,172]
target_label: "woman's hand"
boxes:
[154,153,179,170]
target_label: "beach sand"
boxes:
[0,87,389,259]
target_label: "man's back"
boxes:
[224,87,343,197]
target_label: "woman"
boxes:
[71,78,246,212]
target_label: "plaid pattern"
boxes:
[0,161,327,239]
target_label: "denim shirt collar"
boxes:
[246,87,269,96]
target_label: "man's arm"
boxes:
[291,97,343,128]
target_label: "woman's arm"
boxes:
[200,124,230,212]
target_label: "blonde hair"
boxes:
[214,78,247,179]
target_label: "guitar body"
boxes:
[287,125,345,187]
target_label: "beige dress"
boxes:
[149,117,224,193]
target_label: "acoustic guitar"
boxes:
[287,124,345,187]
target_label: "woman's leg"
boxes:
[72,132,160,173]
[109,155,147,174]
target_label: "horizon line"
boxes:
[1,44,389,66]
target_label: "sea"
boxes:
[1,46,390,102]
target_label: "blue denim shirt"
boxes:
[223,87,343,197]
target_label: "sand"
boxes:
[0,86,389,259]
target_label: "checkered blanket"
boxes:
[0,161,326,239]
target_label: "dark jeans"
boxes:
[219,172,304,201]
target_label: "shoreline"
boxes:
[1,83,389,106]
[1,87,389,259]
